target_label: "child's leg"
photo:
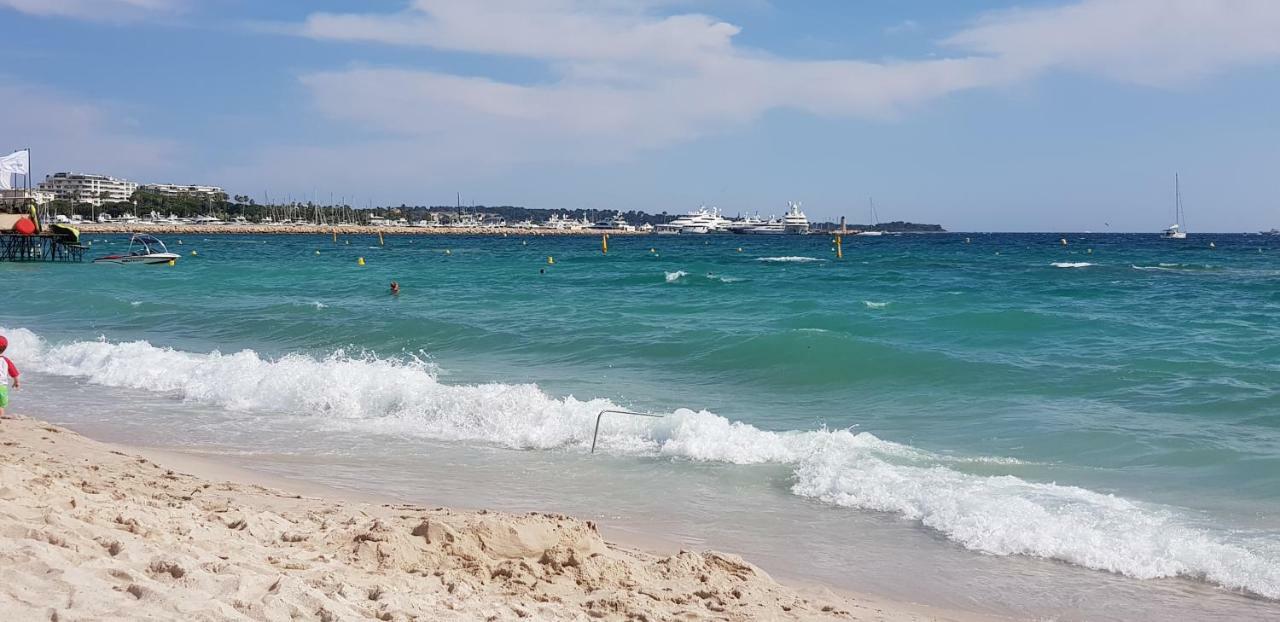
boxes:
[0,385,8,418]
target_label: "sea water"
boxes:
[4,232,1279,620]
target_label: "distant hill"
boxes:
[811,220,946,233]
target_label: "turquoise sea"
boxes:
[4,231,1279,620]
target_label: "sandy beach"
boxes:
[0,417,992,621]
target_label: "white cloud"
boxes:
[0,0,181,21]
[945,0,1280,86]
[291,0,1017,167]
[300,0,740,67]
[0,81,180,180]
[267,0,1280,190]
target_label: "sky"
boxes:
[2,0,1279,231]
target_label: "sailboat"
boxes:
[857,198,883,236]
[1162,174,1188,239]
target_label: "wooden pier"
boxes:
[0,233,87,263]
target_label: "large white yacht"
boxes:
[743,202,809,235]
[727,213,767,234]
[589,215,636,232]
[542,214,592,231]
[655,206,732,234]
[782,201,810,234]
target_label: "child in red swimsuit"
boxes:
[0,335,20,419]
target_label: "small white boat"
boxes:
[93,234,180,265]
[1162,174,1188,239]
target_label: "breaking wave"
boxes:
[756,256,826,263]
[4,326,1278,600]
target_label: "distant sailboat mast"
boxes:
[1175,173,1185,231]
[1161,173,1188,239]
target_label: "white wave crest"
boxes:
[756,256,826,263]
[863,301,889,309]
[4,325,1278,600]
[1051,262,1093,268]
[664,270,687,283]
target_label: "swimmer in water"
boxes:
[390,281,400,295]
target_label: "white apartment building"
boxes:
[141,183,225,199]
[38,172,139,206]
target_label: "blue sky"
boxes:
[2,0,1279,231]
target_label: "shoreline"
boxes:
[0,416,999,621]
[76,223,653,236]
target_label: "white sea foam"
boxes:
[863,301,889,309]
[4,326,1278,600]
[756,256,826,263]
[130,301,143,307]
[311,301,329,309]
[664,271,687,283]
[1051,262,1093,268]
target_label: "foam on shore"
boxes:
[6,326,1278,600]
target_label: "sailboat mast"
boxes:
[1175,173,1182,227]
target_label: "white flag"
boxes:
[0,149,30,191]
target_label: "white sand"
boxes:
[0,417,996,621]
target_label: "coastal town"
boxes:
[0,166,942,236]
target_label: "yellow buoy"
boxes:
[191,250,198,256]
[332,231,337,243]
[650,248,656,254]
[1087,248,1093,254]
[547,256,555,265]
[358,257,365,266]
[378,231,385,246]
[602,234,608,255]
[836,235,843,259]
[1060,238,1068,246]
[315,250,320,255]
[445,249,452,255]
[167,259,176,266]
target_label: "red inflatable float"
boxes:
[13,217,36,235]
